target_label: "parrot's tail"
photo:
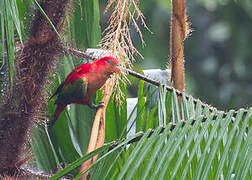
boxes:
[48,104,66,128]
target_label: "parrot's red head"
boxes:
[95,56,120,74]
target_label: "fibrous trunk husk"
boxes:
[0,0,71,176]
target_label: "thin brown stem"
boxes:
[60,45,96,61]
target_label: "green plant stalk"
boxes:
[32,0,61,39]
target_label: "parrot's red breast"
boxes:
[48,56,120,127]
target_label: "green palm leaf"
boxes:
[52,82,252,179]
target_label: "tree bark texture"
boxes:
[0,0,71,174]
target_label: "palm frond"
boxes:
[0,0,23,90]
[51,83,252,179]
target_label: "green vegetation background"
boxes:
[118,0,252,109]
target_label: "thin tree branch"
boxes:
[59,45,96,61]
[125,68,249,117]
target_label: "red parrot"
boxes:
[48,56,120,127]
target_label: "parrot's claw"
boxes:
[46,120,54,129]
[88,102,104,109]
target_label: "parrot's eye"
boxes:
[106,60,113,64]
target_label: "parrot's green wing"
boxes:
[49,81,65,100]
[54,77,88,105]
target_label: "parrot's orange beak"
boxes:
[115,65,120,73]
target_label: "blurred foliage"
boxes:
[128,0,252,109]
